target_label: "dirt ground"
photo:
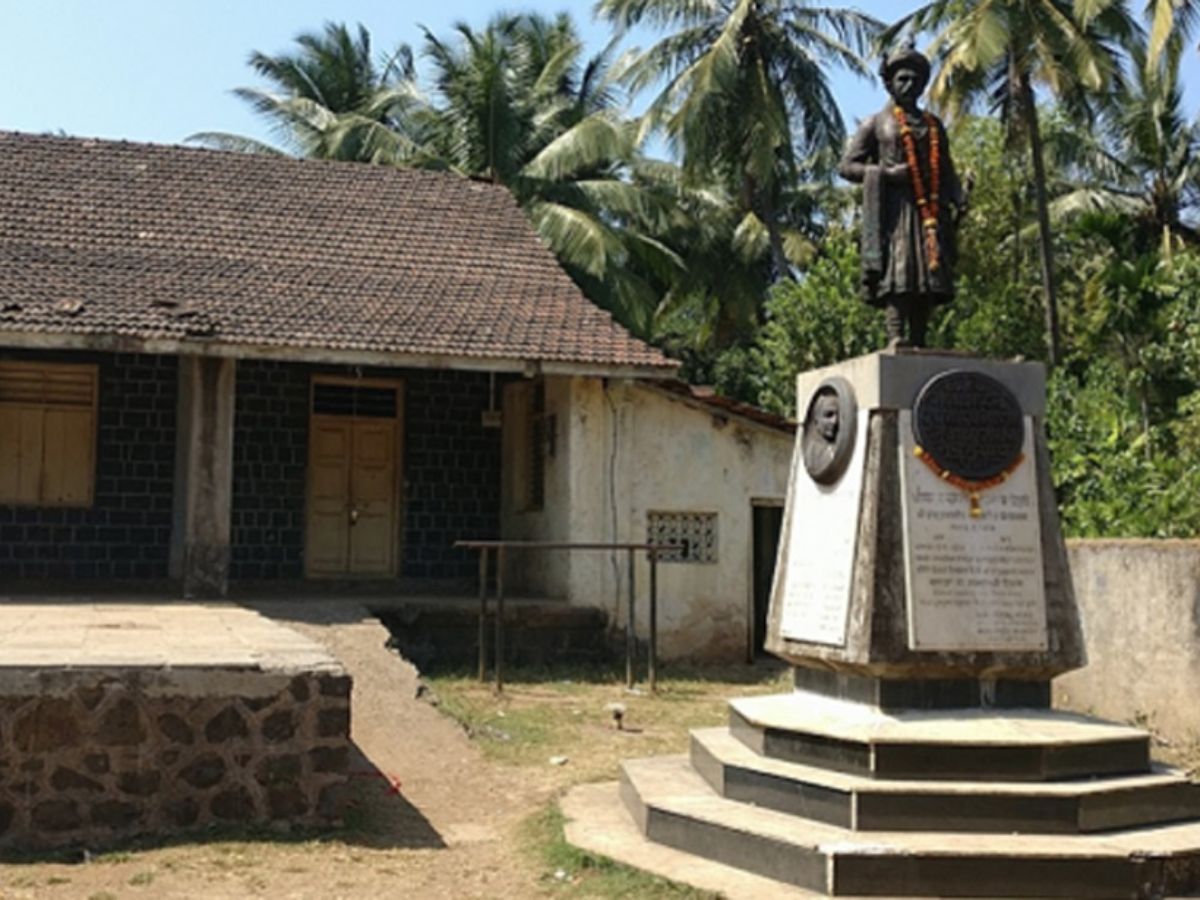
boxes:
[0,602,559,900]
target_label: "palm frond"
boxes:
[184,133,289,155]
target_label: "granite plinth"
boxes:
[791,667,1052,710]
[612,754,1200,898]
[767,352,1083,681]
[692,727,1199,834]
[729,693,1149,781]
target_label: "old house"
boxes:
[0,132,792,660]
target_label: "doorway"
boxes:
[305,377,403,578]
[751,501,785,657]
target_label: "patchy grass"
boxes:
[520,803,718,899]
[426,661,788,784]
[425,660,788,894]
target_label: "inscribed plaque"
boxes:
[900,410,1048,652]
[777,409,869,646]
[913,370,1024,480]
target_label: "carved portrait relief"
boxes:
[801,377,857,485]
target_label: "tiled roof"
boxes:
[0,131,675,372]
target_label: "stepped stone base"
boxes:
[563,691,1200,898]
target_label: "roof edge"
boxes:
[0,330,679,380]
[637,379,796,435]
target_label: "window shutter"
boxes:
[0,362,97,506]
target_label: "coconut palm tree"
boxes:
[1146,0,1199,69]
[1047,41,1200,257]
[595,0,881,284]
[886,0,1137,365]
[189,22,432,164]
[418,13,684,333]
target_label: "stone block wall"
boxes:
[0,351,503,584]
[231,361,309,580]
[0,667,351,850]
[0,350,177,581]
[402,368,503,579]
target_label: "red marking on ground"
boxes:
[348,770,403,795]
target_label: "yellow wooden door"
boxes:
[348,420,397,576]
[305,382,401,578]
[306,418,354,576]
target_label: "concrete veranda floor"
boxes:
[0,599,338,670]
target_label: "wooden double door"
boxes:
[305,377,403,578]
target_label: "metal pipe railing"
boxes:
[454,540,674,693]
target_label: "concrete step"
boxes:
[692,726,1200,834]
[562,780,1077,900]
[731,693,1151,781]
[620,754,1200,898]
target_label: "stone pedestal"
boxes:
[562,351,1200,897]
[765,350,1083,684]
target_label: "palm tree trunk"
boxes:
[762,203,794,284]
[745,174,795,287]
[1011,189,1023,288]
[1019,75,1062,366]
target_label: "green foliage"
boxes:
[1049,248,1200,537]
[189,22,429,164]
[1049,365,1200,538]
[729,231,884,416]
[597,0,880,304]
[203,14,677,338]
[927,117,1049,359]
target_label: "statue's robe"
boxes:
[840,103,965,307]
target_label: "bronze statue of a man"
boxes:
[839,42,968,348]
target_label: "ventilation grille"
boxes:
[0,363,96,408]
[647,511,718,564]
[312,382,398,418]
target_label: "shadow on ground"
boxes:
[342,743,445,850]
[0,743,444,866]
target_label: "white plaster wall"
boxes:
[501,375,793,660]
[565,380,793,662]
[1055,540,1200,745]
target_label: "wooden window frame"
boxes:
[0,360,99,508]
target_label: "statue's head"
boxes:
[812,389,840,443]
[880,40,931,104]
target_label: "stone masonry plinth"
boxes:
[0,602,351,851]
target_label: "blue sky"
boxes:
[3,1,1198,151]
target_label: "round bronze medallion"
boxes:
[801,377,857,485]
[913,370,1024,481]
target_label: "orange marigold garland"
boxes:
[893,106,941,272]
[912,445,1025,517]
